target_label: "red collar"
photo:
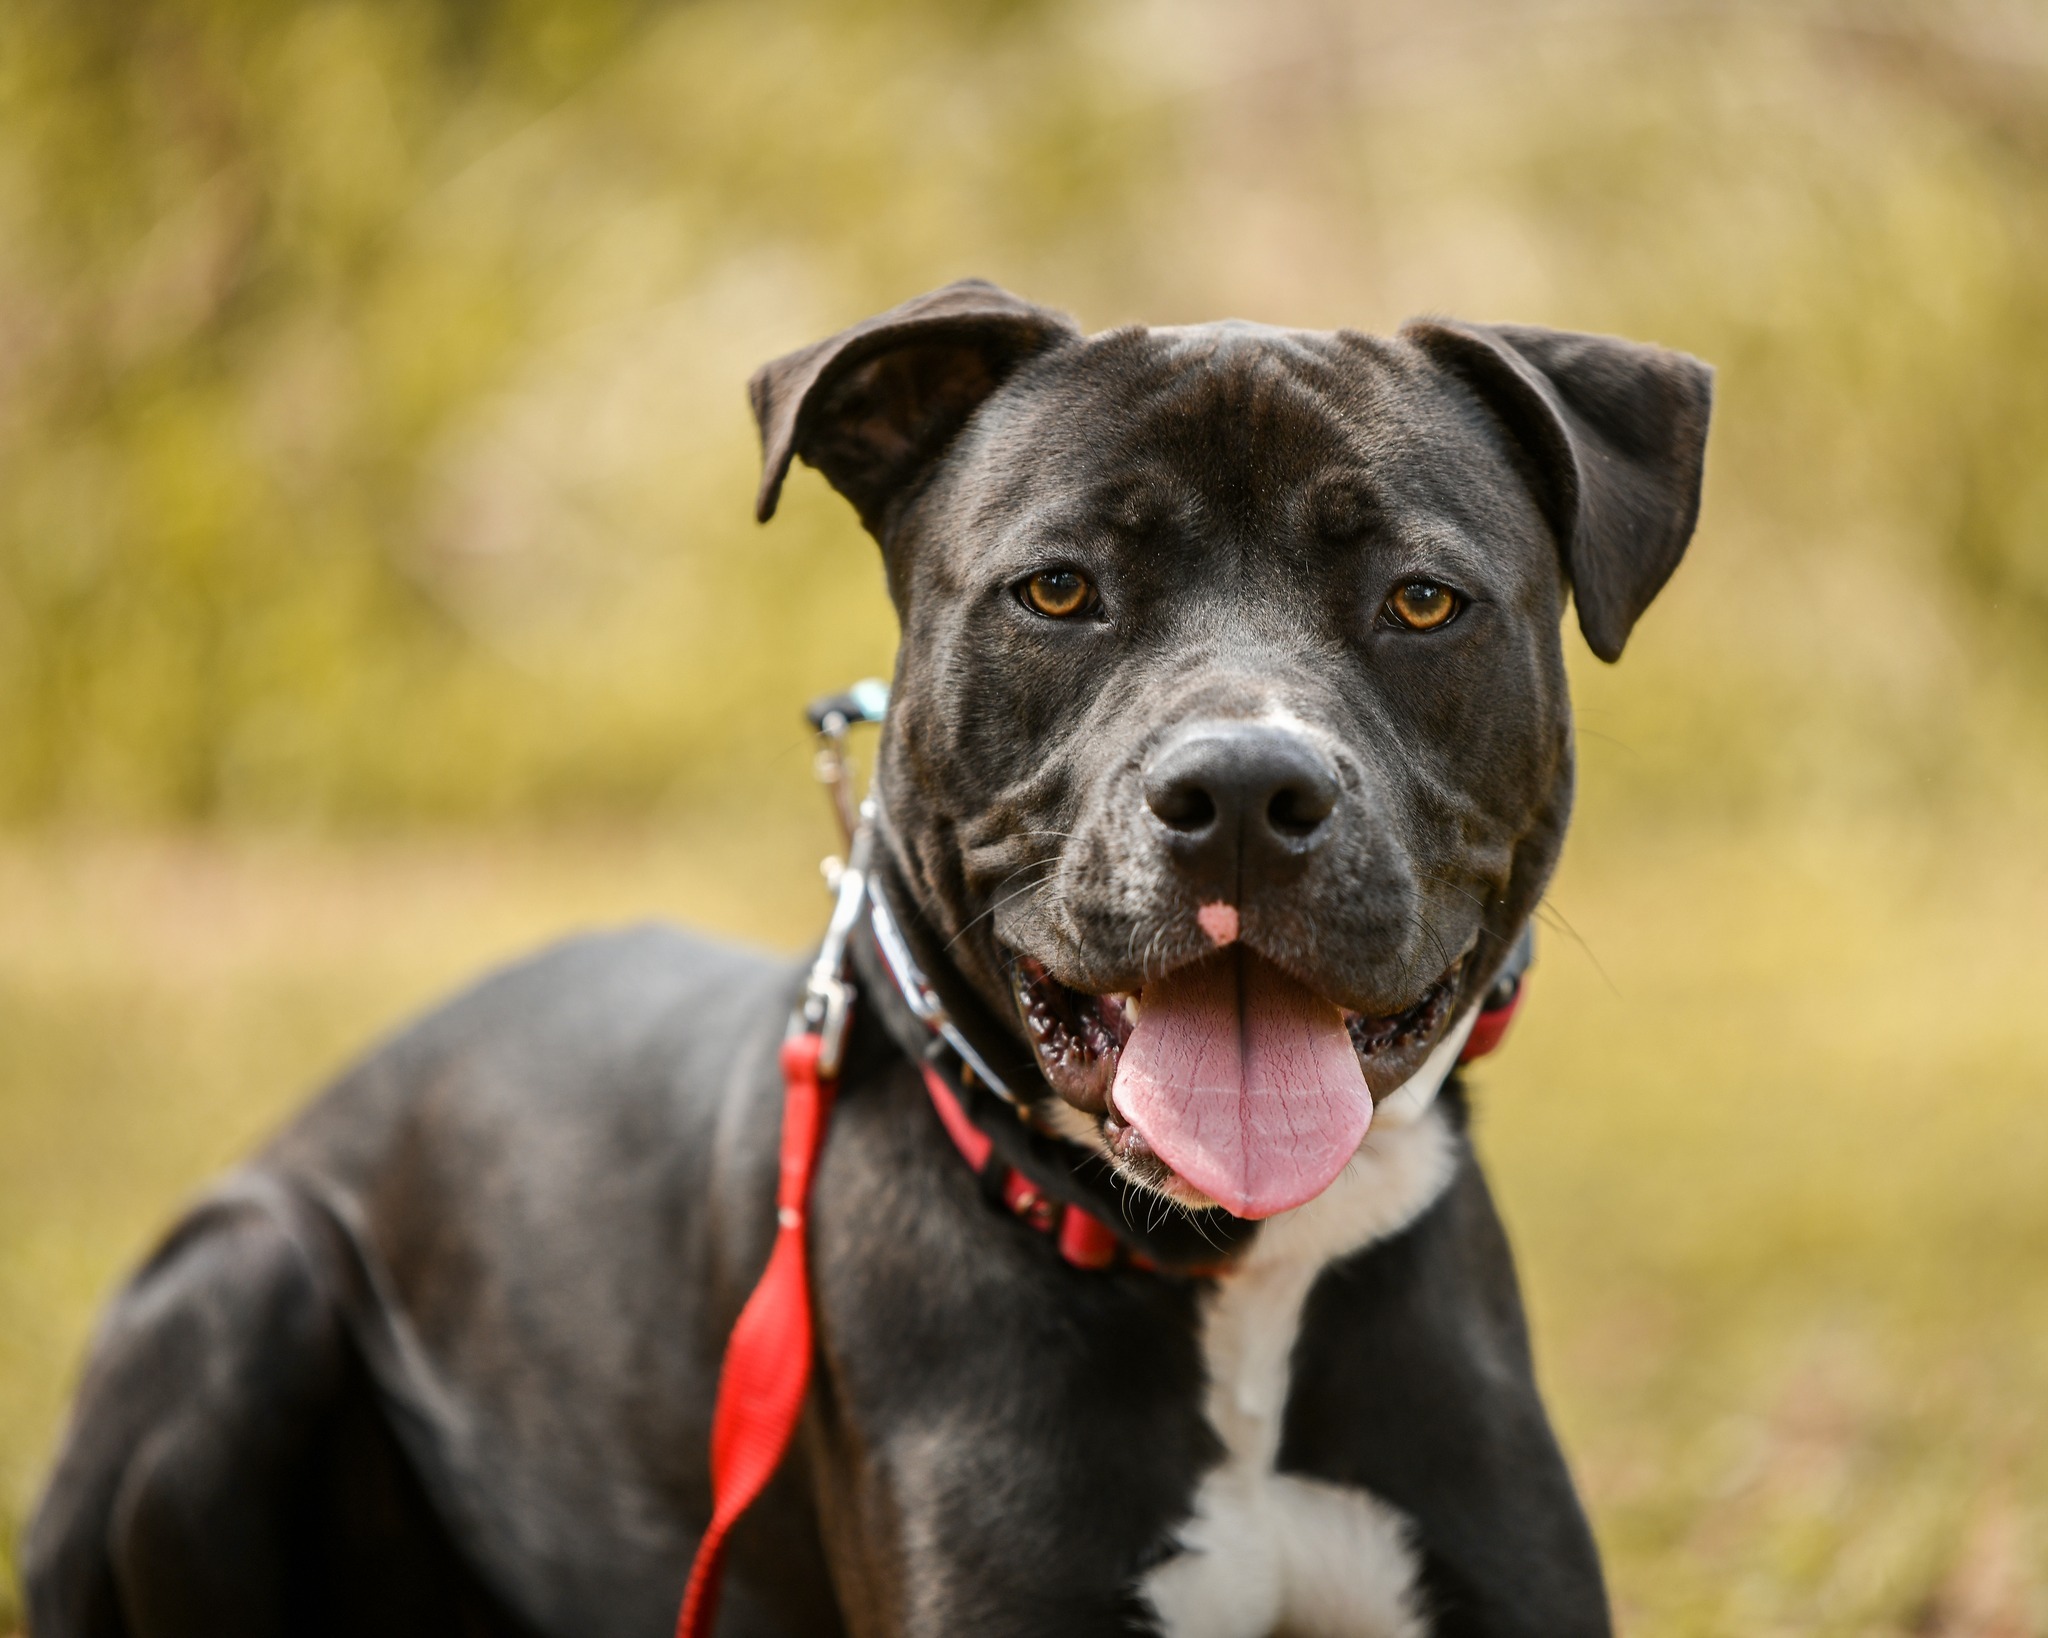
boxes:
[917,1061,1203,1273]
[1461,973,1527,1062]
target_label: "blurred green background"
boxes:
[3,0,2046,1631]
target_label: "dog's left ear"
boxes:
[750,279,1079,534]
[1402,320,1713,661]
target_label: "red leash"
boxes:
[673,1032,837,1638]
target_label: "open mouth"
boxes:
[1011,947,1464,1219]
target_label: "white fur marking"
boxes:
[1145,1473,1425,1638]
[1141,1106,1460,1637]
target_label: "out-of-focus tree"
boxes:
[0,0,1164,819]
[0,0,2042,824]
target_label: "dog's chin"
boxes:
[1007,948,1466,1216]
[1037,1094,1229,1212]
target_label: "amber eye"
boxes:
[1383,580,1461,631]
[1021,568,1097,619]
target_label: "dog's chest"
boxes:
[1139,1107,1458,1638]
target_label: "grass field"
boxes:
[2,808,2044,1635]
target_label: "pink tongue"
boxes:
[1112,950,1372,1220]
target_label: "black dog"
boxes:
[25,281,1710,1638]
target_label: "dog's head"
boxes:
[753,281,1710,1219]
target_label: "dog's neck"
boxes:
[858,837,1049,1109]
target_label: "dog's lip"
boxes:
[1006,938,1473,1109]
[1101,1095,1222,1210]
[1007,940,1473,1033]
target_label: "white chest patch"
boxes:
[1139,1084,1464,1638]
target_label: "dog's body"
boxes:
[25,284,1711,1638]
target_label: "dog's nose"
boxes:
[1143,720,1339,886]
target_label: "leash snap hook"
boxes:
[806,678,890,850]
[803,812,871,1079]
[798,678,889,1078]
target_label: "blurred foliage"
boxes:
[0,0,2044,823]
[0,0,1160,818]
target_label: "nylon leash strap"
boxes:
[673,782,872,1638]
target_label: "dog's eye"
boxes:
[1382,581,1462,632]
[1021,568,1097,620]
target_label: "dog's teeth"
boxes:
[1118,993,1141,1025]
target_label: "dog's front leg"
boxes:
[804,1065,1213,1638]
[802,1389,1171,1638]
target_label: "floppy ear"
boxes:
[749,279,1079,533]
[1401,319,1713,661]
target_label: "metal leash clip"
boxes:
[799,679,889,1077]
[806,678,889,849]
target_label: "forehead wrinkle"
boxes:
[971,325,1383,507]
[1116,345,1356,536]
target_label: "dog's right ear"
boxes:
[1402,318,1713,662]
[749,279,1079,533]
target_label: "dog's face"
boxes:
[754,283,1710,1219]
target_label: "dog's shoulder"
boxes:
[419,921,796,1045]
[260,922,800,1205]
